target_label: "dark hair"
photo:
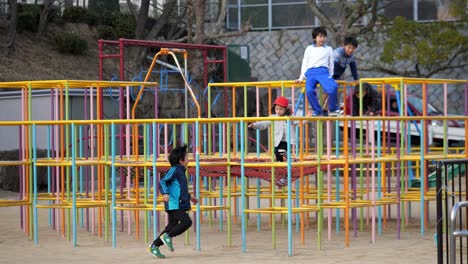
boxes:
[312,27,327,42]
[354,82,373,95]
[271,106,292,116]
[168,144,187,166]
[344,37,358,48]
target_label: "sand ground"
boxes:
[0,190,437,264]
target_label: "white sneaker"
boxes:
[329,109,343,116]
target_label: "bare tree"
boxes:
[125,0,138,23]
[132,0,179,67]
[189,0,251,44]
[144,0,179,41]
[37,0,58,36]
[64,0,73,7]
[135,0,150,40]
[192,0,206,44]
[306,0,388,46]
[0,0,17,56]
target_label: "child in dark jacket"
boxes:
[148,144,199,258]
[333,37,359,81]
[350,82,381,116]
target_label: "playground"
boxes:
[0,189,436,263]
[0,40,466,262]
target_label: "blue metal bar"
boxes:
[240,120,246,252]
[111,123,117,247]
[32,124,38,245]
[286,119,293,256]
[71,123,77,246]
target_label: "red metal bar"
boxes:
[119,38,226,50]
[119,40,125,81]
[97,37,229,118]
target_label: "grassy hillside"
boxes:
[0,23,109,82]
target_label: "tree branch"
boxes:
[144,0,177,40]
[205,23,251,41]
[306,0,336,32]
[358,0,378,35]
[426,63,468,78]
[126,0,138,21]
[214,0,227,34]
[360,64,416,77]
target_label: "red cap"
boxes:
[273,96,289,108]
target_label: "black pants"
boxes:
[151,209,192,247]
[274,141,288,162]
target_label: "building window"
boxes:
[227,0,454,31]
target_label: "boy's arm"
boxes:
[349,60,359,80]
[159,167,176,195]
[190,196,199,204]
[328,47,334,77]
[298,47,309,82]
[249,120,271,130]
[332,61,341,79]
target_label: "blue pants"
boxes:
[305,67,338,115]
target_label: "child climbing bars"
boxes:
[295,26,341,117]
[248,96,296,162]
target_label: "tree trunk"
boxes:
[89,0,119,14]
[37,0,53,36]
[64,0,73,7]
[186,0,193,43]
[135,0,150,40]
[192,0,206,44]
[0,0,17,56]
[135,0,177,66]
[125,0,138,21]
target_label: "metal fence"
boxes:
[436,159,468,264]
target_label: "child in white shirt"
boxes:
[295,26,340,116]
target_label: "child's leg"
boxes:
[274,141,288,162]
[165,209,192,238]
[316,73,339,111]
[304,70,321,114]
[322,94,329,111]
[151,212,179,247]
